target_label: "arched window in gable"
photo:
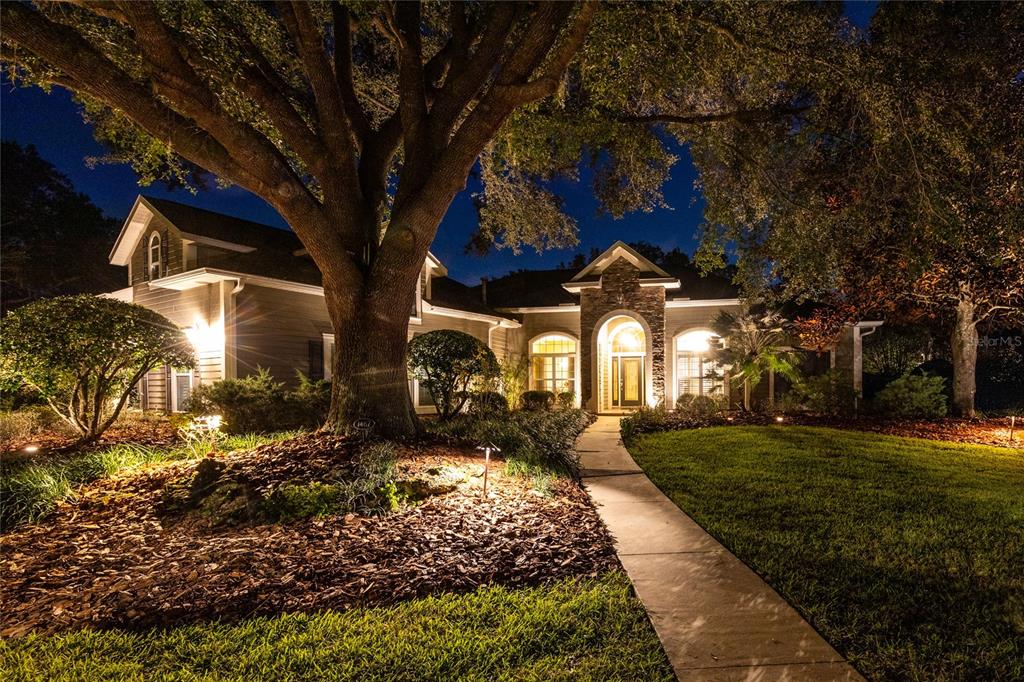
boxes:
[147,232,162,280]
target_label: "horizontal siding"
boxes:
[664,304,741,340]
[234,285,332,385]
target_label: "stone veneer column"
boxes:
[579,258,665,411]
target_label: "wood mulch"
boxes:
[794,415,1024,449]
[641,413,1023,449]
[0,435,618,638]
[2,417,178,460]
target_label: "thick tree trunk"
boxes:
[951,298,979,418]
[322,281,421,439]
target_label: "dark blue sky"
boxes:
[0,2,875,286]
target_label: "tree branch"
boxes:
[617,104,811,126]
[493,1,598,104]
[331,2,371,142]
[276,0,360,196]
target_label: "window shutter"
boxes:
[308,339,324,381]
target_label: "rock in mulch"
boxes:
[0,435,619,638]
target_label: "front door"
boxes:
[612,356,644,408]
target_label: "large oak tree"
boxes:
[2,1,843,434]
[695,2,1024,416]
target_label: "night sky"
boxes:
[0,3,876,287]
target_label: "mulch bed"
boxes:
[794,415,1023,449]
[2,418,178,460]
[636,413,1023,449]
[0,435,618,638]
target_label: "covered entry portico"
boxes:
[594,313,653,413]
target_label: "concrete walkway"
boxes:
[579,416,864,681]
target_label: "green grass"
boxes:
[628,426,1024,681]
[0,573,673,682]
[0,432,302,529]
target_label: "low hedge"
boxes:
[429,408,594,477]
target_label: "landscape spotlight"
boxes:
[24,445,39,453]
[775,416,785,423]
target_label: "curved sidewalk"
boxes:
[579,417,864,681]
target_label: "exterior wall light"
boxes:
[185,318,224,354]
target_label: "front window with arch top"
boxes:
[147,232,162,280]
[675,330,724,397]
[530,334,577,395]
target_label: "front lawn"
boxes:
[0,572,673,682]
[628,426,1024,681]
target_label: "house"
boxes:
[105,196,873,413]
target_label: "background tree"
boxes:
[1,1,846,434]
[0,295,195,442]
[710,308,800,410]
[407,330,497,421]
[694,2,1024,416]
[1,140,122,313]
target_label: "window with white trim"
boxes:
[147,232,162,280]
[530,334,577,394]
[675,330,724,398]
[170,367,193,412]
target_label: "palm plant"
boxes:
[710,307,801,410]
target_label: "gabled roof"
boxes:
[109,196,300,265]
[570,241,673,281]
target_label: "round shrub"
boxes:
[407,330,498,420]
[469,390,509,416]
[873,374,948,419]
[675,393,724,417]
[521,390,555,411]
[1,295,194,442]
[556,391,576,409]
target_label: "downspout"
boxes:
[220,277,246,380]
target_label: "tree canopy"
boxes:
[0,140,122,313]
[0,0,854,434]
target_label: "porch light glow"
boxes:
[676,330,718,353]
[185,318,224,353]
[610,325,645,353]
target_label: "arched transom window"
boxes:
[147,232,162,280]
[530,334,577,395]
[675,330,724,398]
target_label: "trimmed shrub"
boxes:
[521,390,555,411]
[620,404,668,442]
[429,409,593,477]
[407,331,498,420]
[556,391,576,409]
[468,391,509,416]
[190,369,287,434]
[0,295,194,442]
[675,394,723,417]
[789,369,858,416]
[873,374,948,419]
[287,372,332,428]
[190,370,330,433]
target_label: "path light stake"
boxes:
[476,442,501,499]
[1010,415,1016,442]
